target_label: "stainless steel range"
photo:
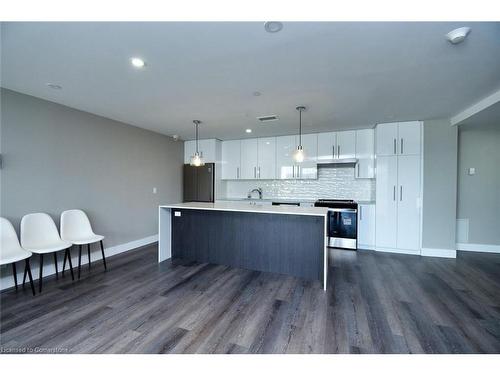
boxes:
[314,199,358,250]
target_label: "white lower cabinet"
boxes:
[375,156,399,248]
[396,155,421,250]
[358,204,375,250]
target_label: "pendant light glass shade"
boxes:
[190,120,205,167]
[294,106,306,163]
[293,145,305,163]
[190,152,204,167]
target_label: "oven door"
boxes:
[328,209,357,249]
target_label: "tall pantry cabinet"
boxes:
[375,121,422,253]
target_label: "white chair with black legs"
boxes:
[20,213,74,293]
[1,217,36,296]
[60,209,107,280]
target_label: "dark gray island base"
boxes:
[158,203,329,289]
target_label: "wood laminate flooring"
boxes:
[1,245,499,354]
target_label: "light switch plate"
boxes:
[174,211,181,217]
[468,167,476,176]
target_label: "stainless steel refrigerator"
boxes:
[183,163,215,202]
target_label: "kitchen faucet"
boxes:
[248,187,263,200]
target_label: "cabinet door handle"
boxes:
[292,165,295,178]
[393,139,397,155]
[297,166,301,179]
[357,165,360,178]
[237,167,240,179]
[258,166,261,178]
[360,206,363,221]
[337,145,340,158]
[400,186,403,201]
[332,145,335,159]
[401,139,404,155]
[393,185,396,201]
[254,166,256,179]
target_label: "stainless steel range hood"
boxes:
[317,158,358,166]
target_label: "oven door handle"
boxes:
[327,208,357,213]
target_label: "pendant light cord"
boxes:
[299,109,302,146]
[195,122,199,153]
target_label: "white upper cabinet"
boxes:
[398,121,421,155]
[276,135,296,179]
[240,138,258,179]
[375,122,398,156]
[296,133,318,179]
[376,121,421,156]
[355,129,375,179]
[184,139,218,164]
[257,137,276,180]
[221,140,241,179]
[336,131,356,159]
[317,132,336,163]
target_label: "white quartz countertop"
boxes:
[160,202,329,217]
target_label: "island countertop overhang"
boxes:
[159,202,329,217]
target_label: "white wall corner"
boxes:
[450,89,500,126]
[421,248,457,258]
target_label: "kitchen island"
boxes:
[159,202,329,289]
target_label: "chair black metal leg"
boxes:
[66,248,75,281]
[25,259,35,296]
[23,264,28,287]
[39,254,44,293]
[62,249,67,276]
[54,252,58,280]
[88,244,91,270]
[78,245,82,279]
[12,263,18,291]
[100,240,107,270]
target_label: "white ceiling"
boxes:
[2,22,500,140]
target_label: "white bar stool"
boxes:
[20,213,73,292]
[60,209,106,279]
[1,217,36,295]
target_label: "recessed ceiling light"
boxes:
[253,91,262,97]
[445,27,471,44]
[264,22,283,33]
[130,57,146,68]
[46,83,62,90]
[245,129,252,133]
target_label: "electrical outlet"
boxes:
[468,168,476,176]
[153,187,157,194]
[174,211,181,217]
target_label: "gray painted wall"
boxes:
[421,119,458,251]
[457,122,500,245]
[1,89,183,289]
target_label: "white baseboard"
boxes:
[421,248,457,258]
[358,245,376,251]
[0,234,158,291]
[456,243,500,254]
[375,247,421,256]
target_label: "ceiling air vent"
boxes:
[257,115,279,123]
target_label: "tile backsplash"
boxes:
[221,165,375,201]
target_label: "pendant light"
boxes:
[190,120,205,167]
[293,106,306,163]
